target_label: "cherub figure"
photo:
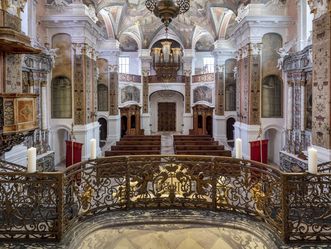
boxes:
[233,66,238,79]
[276,39,296,70]
[276,48,288,70]
[43,43,59,68]
[51,0,69,11]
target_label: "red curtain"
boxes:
[249,139,268,164]
[65,140,83,167]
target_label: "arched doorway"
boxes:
[206,116,213,136]
[226,118,236,147]
[98,118,107,147]
[121,116,128,138]
[264,128,281,165]
[149,90,184,133]
[55,128,69,166]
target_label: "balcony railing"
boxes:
[0,155,330,244]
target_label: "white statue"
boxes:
[308,48,313,65]
[88,5,98,23]
[269,0,286,6]
[43,43,59,68]
[276,39,296,70]
[308,0,328,19]
[235,4,247,23]
[6,0,18,16]
[233,66,238,79]
[51,0,69,11]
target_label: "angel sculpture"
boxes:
[233,66,238,79]
[6,0,18,16]
[276,39,296,70]
[43,44,59,68]
[51,0,69,11]
[88,5,98,23]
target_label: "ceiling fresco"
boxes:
[89,0,254,49]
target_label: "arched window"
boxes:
[51,76,72,118]
[97,84,108,111]
[262,75,282,118]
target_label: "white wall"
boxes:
[193,51,214,75]
[120,52,141,75]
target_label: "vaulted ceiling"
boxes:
[91,0,252,50]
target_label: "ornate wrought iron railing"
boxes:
[0,155,330,244]
[0,159,27,172]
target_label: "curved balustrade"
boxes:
[0,155,330,244]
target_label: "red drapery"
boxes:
[65,140,83,167]
[249,139,268,164]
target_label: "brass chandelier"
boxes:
[145,0,190,29]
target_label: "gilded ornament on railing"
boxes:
[81,185,93,211]
[251,182,266,213]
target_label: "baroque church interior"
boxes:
[0,0,331,248]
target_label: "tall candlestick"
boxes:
[235,138,242,159]
[300,85,305,131]
[90,138,97,159]
[27,147,37,173]
[308,147,318,174]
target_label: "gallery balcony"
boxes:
[0,155,330,247]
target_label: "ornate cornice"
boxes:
[283,45,313,72]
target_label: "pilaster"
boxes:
[312,12,331,152]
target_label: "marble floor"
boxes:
[1,209,331,249]
[76,224,269,249]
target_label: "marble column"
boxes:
[98,40,121,143]
[140,49,152,134]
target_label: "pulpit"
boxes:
[65,140,83,167]
[249,140,268,164]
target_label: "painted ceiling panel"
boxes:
[95,0,252,48]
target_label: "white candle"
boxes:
[235,138,242,159]
[308,147,318,174]
[27,147,37,173]
[90,138,97,159]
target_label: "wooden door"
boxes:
[158,102,176,131]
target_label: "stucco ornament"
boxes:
[88,5,98,23]
[43,43,59,68]
[51,0,69,11]
[308,0,329,19]
[276,39,296,70]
